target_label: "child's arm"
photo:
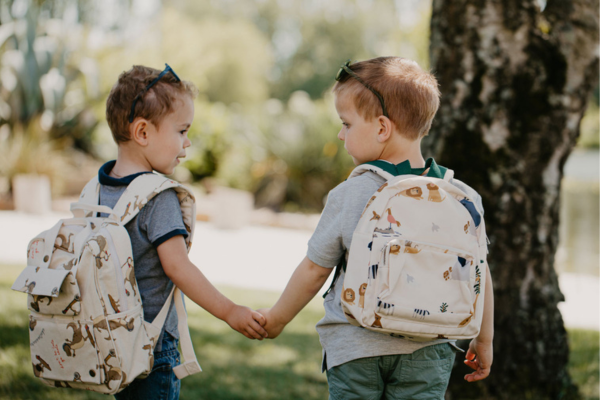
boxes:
[464,263,494,382]
[258,256,333,338]
[157,235,268,340]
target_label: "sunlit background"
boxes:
[0,0,597,398]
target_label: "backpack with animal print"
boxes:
[339,163,489,341]
[11,173,201,394]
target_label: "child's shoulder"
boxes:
[334,171,386,195]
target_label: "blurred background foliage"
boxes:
[0,0,597,212]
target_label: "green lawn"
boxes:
[0,263,598,400]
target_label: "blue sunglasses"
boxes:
[129,63,181,123]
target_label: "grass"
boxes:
[1,263,598,400]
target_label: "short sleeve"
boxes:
[139,189,188,247]
[307,189,345,269]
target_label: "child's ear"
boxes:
[130,119,151,146]
[376,115,393,143]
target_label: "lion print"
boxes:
[395,187,423,200]
[358,283,367,308]
[342,287,356,305]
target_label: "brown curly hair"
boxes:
[106,65,198,143]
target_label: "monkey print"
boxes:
[86,236,110,269]
[426,183,445,202]
[361,196,377,217]
[358,283,367,308]
[63,321,94,357]
[33,355,51,378]
[54,233,75,253]
[389,244,401,255]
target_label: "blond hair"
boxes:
[333,57,440,140]
[106,65,198,143]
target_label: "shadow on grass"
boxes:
[184,325,328,400]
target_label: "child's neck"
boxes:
[377,136,425,168]
[111,146,153,177]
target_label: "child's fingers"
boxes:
[464,367,490,382]
[252,311,267,326]
[245,326,265,340]
[464,358,478,370]
[249,319,268,338]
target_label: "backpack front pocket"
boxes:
[29,314,102,385]
[371,239,476,327]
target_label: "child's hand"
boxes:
[464,338,493,382]
[257,308,286,339]
[225,305,268,340]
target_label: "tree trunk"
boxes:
[426,0,599,399]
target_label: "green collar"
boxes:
[363,158,446,178]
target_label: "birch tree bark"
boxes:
[426,0,599,398]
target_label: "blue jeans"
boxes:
[115,332,181,400]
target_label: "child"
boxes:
[259,57,494,399]
[100,65,267,399]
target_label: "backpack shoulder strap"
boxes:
[79,176,101,205]
[112,174,196,249]
[348,163,395,181]
[150,287,202,378]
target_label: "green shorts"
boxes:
[326,343,457,400]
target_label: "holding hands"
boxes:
[225,305,269,340]
[256,308,286,339]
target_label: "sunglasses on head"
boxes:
[129,63,181,123]
[335,59,388,118]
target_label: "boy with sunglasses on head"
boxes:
[100,65,267,399]
[258,57,494,399]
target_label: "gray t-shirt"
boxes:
[308,167,483,371]
[97,161,188,351]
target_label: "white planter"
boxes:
[12,174,52,214]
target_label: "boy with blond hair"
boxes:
[259,57,494,399]
[101,64,267,399]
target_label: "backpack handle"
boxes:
[70,202,118,219]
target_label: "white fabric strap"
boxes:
[443,168,455,182]
[172,287,202,378]
[70,202,118,220]
[349,164,395,181]
[150,287,202,379]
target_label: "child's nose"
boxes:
[184,137,192,148]
[337,129,345,141]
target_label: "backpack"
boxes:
[11,173,201,394]
[338,163,488,341]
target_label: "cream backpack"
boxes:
[339,163,488,341]
[11,173,201,394]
